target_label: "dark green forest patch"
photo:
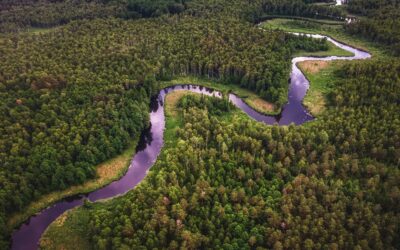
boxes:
[44,60,400,248]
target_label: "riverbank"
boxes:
[261,17,379,116]
[6,23,143,237]
[9,76,287,245]
[9,18,366,238]
[12,20,370,248]
[262,18,388,59]
[37,40,371,249]
[39,90,227,250]
[298,60,344,116]
[293,40,353,57]
[39,207,92,250]
[157,30,355,117]
[8,139,139,232]
[160,77,281,116]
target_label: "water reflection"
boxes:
[11,32,371,250]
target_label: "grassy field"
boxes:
[26,27,58,34]
[40,207,93,250]
[165,90,197,117]
[298,60,345,116]
[260,15,345,25]
[164,90,197,143]
[8,139,139,231]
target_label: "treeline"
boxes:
[0,16,328,248]
[0,0,346,32]
[178,94,233,116]
[345,0,400,55]
[346,0,400,16]
[85,59,399,249]
[259,0,345,20]
[286,33,329,52]
[124,0,190,19]
[0,0,192,32]
[0,0,124,32]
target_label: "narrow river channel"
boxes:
[11,31,370,250]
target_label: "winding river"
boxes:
[11,32,370,250]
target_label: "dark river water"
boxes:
[11,33,370,250]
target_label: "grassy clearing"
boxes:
[1,27,57,39]
[164,90,197,143]
[8,140,138,231]
[26,27,58,34]
[261,15,344,25]
[262,18,388,58]
[165,90,196,117]
[300,60,330,74]
[160,76,279,115]
[247,98,275,113]
[40,207,93,250]
[299,60,345,116]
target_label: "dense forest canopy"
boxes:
[0,0,346,32]
[259,0,344,20]
[345,0,400,55]
[0,0,122,32]
[0,10,330,248]
[0,0,399,249]
[124,0,190,18]
[87,60,400,249]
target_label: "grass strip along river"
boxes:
[11,28,371,250]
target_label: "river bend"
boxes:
[11,31,370,250]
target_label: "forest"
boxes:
[0,0,347,32]
[345,0,400,55]
[0,0,399,249]
[86,59,399,249]
[0,0,192,32]
[0,4,331,248]
[259,0,344,20]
